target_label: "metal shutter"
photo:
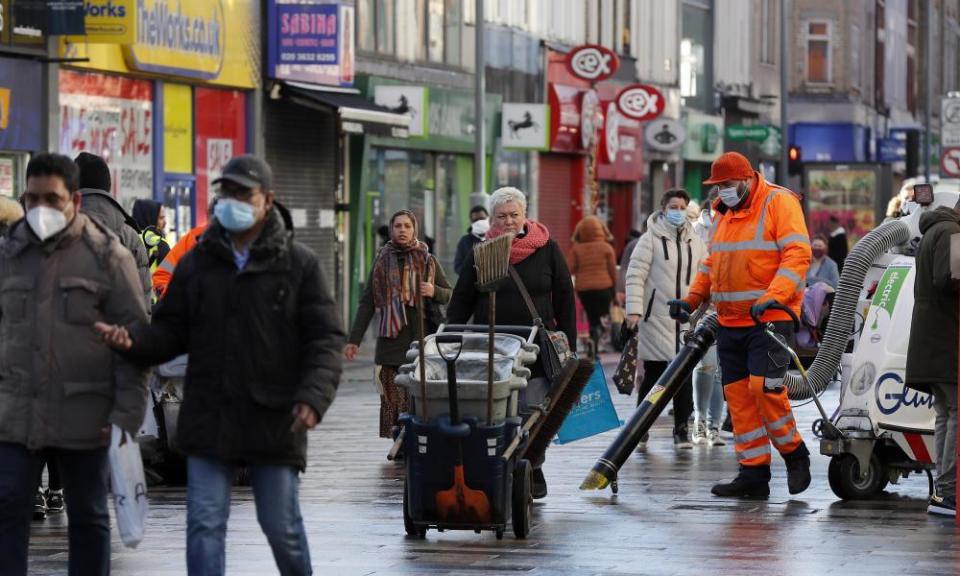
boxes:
[538,154,574,255]
[264,99,338,293]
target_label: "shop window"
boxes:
[428,0,445,62]
[358,0,375,51]
[806,20,832,85]
[760,0,775,65]
[445,0,462,65]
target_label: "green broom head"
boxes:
[473,233,514,292]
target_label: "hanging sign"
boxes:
[941,147,960,178]
[644,118,686,152]
[501,103,549,150]
[615,84,664,122]
[581,89,600,149]
[565,44,620,83]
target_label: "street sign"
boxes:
[941,147,960,177]
[725,124,769,142]
[615,84,664,122]
[942,97,960,147]
[566,45,620,83]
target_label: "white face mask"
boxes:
[26,206,69,241]
[718,182,746,207]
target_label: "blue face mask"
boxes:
[665,208,686,227]
[718,182,746,207]
[215,198,257,232]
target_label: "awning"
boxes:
[274,81,411,139]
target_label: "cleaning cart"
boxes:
[395,325,540,539]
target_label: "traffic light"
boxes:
[788,145,802,176]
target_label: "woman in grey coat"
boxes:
[344,210,452,439]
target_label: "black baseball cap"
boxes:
[212,155,273,190]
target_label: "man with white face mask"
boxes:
[0,153,148,576]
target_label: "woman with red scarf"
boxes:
[447,187,576,500]
[345,210,452,441]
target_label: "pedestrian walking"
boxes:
[152,224,206,299]
[96,155,344,576]
[567,215,617,351]
[691,199,726,447]
[673,151,812,499]
[75,152,153,304]
[808,234,840,289]
[447,186,576,499]
[453,205,490,275]
[827,214,848,273]
[624,189,707,450]
[133,199,172,275]
[344,209,452,440]
[905,201,960,517]
[0,153,149,576]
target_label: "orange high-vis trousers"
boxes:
[718,321,805,467]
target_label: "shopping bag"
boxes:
[612,333,638,395]
[554,363,621,444]
[109,425,149,548]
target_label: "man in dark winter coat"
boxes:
[0,153,148,576]
[75,152,153,304]
[453,205,489,275]
[905,203,960,517]
[97,155,345,576]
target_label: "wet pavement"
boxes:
[27,353,960,575]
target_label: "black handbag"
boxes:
[612,333,638,396]
[508,266,573,381]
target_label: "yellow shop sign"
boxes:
[67,0,136,44]
[123,0,226,80]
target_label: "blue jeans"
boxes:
[0,442,110,576]
[694,345,726,428]
[186,457,312,576]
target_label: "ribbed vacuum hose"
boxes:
[786,219,911,400]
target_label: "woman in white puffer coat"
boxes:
[625,188,708,449]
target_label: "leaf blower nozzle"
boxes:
[580,314,720,491]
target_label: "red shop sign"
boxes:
[549,83,587,153]
[598,101,643,182]
[615,84,665,122]
[565,45,620,83]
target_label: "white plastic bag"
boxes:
[108,425,149,548]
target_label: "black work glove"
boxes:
[667,299,692,322]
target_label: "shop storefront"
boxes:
[0,56,45,197]
[595,86,644,251]
[682,111,725,200]
[347,78,500,314]
[58,0,258,240]
[542,49,591,256]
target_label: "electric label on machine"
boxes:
[868,266,909,330]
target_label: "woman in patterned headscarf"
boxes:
[345,210,452,440]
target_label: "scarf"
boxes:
[372,240,434,339]
[487,220,550,264]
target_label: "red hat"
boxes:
[703,152,754,185]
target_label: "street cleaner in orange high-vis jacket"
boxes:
[668,152,812,499]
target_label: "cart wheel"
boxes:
[827,453,886,500]
[512,459,532,539]
[403,480,426,538]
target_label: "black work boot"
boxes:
[711,465,771,499]
[531,467,547,499]
[783,442,811,495]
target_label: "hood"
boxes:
[572,216,612,243]
[0,196,24,226]
[132,199,162,231]
[646,210,693,240]
[919,206,960,234]
[80,189,139,233]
